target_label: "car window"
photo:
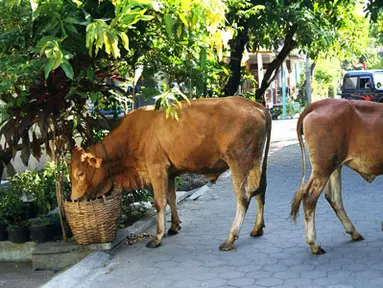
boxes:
[373,73,383,90]
[359,76,372,90]
[344,76,357,90]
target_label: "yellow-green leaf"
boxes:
[71,0,83,7]
[119,32,129,50]
[30,0,38,11]
[176,25,183,38]
[178,12,189,28]
[181,0,192,11]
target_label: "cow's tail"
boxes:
[290,108,309,221]
[254,105,272,196]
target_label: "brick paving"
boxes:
[53,119,383,288]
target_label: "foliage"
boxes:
[0,0,230,180]
[285,102,301,117]
[365,0,383,23]
[311,57,343,101]
[224,0,369,98]
[0,161,70,226]
[0,185,30,226]
[153,87,190,120]
[120,189,154,227]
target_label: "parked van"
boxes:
[341,70,383,102]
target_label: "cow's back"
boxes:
[127,97,268,174]
[302,99,383,177]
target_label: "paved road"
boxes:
[53,119,383,288]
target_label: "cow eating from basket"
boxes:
[69,96,271,251]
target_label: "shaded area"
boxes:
[0,261,54,288]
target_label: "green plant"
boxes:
[175,176,183,189]
[270,107,282,120]
[8,170,53,219]
[120,189,154,227]
[43,161,71,200]
[0,186,30,227]
[286,102,301,117]
[4,161,70,225]
[29,217,52,228]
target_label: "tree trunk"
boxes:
[256,27,297,102]
[297,59,316,105]
[223,25,249,96]
[305,54,312,104]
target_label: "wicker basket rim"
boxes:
[64,187,122,206]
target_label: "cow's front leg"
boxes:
[325,167,364,241]
[146,170,168,248]
[167,176,181,235]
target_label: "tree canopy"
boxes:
[0,0,229,175]
[223,0,369,98]
[0,0,380,177]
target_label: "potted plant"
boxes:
[0,218,8,241]
[0,181,30,243]
[0,187,9,241]
[5,171,39,243]
[5,198,30,243]
[29,218,55,243]
[7,221,30,243]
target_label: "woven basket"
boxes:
[64,187,123,245]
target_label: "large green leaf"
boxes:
[164,14,174,37]
[61,60,74,80]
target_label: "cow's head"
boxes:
[70,147,110,200]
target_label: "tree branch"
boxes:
[256,26,298,100]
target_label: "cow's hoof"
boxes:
[219,242,236,252]
[146,239,161,248]
[250,228,264,237]
[351,233,364,241]
[167,228,179,236]
[311,246,326,255]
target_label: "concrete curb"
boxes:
[40,252,111,288]
[40,186,205,288]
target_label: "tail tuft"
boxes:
[290,185,305,221]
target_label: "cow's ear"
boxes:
[80,152,93,162]
[88,157,102,168]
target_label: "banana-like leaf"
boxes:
[6,162,15,177]
[31,132,41,161]
[21,131,31,166]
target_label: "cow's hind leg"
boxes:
[167,176,182,236]
[302,175,328,255]
[146,169,168,248]
[247,166,265,237]
[219,163,251,251]
[325,167,364,241]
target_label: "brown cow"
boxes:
[70,96,271,250]
[290,99,383,254]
